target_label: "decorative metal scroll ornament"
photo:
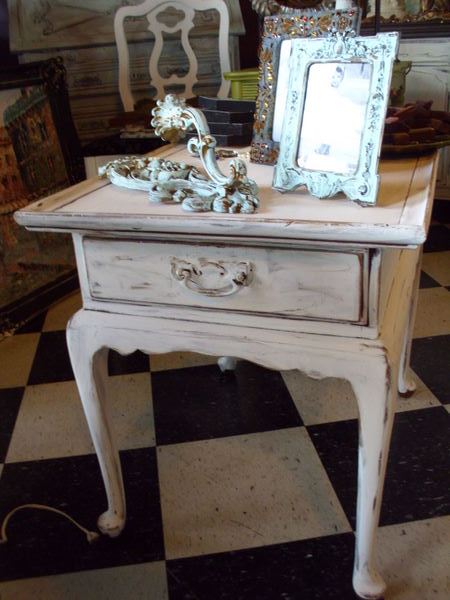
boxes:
[171,258,254,297]
[99,95,259,214]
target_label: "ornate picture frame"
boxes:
[273,32,399,206]
[250,7,362,165]
[0,58,85,334]
[0,59,85,192]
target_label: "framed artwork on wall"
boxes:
[250,7,362,165]
[0,58,85,334]
[273,31,399,205]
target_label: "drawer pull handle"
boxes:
[171,259,254,297]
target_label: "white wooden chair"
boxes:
[114,0,232,112]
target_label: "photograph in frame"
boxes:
[0,58,85,333]
[250,7,361,165]
[273,32,400,205]
[297,61,372,175]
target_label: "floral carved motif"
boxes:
[101,95,259,214]
[171,258,254,297]
[273,31,400,205]
[250,8,361,166]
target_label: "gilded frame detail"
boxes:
[250,7,361,165]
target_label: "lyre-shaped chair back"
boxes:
[114,0,231,111]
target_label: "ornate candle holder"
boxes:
[100,95,259,214]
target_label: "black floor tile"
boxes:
[0,447,164,581]
[0,388,24,463]
[308,407,450,529]
[432,199,450,224]
[382,407,450,522]
[307,419,358,529]
[411,335,450,404]
[108,350,150,376]
[167,533,358,600]
[14,312,47,334]
[152,361,303,445]
[419,271,440,289]
[423,224,450,253]
[27,331,74,385]
[28,336,150,385]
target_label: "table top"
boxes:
[15,144,439,247]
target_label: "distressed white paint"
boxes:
[64,239,415,598]
[16,146,440,247]
[397,248,422,397]
[15,145,439,600]
[114,0,231,110]
[377,247,402,327]
[63,336,126,537]
[84,238,367,323]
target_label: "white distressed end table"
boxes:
[15,145,439,599]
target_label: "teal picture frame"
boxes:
[273,32,399,205]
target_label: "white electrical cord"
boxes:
[0,504,101,544]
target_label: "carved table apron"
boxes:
[15,144,440,600]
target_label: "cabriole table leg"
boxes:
[350,354,398,599]
[65,309,402,599]
[66,310,126,537]
[398,248,421,398]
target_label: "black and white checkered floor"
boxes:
[0,218,449,599]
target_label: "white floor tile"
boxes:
[6,373,154,462]
[43,292,82,331]
[158,427,351,560]
[421,251,450,286]
[396,372,441,412]
[282,370,440,425]
[282,370,358,425]
[0,562,168,600]
[377,516,450,600]
[150,351,218,372]
[0,333,40,389]
[413,288,450,338]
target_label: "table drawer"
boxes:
[83,238,367,323]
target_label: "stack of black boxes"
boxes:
[188,96,255,147]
